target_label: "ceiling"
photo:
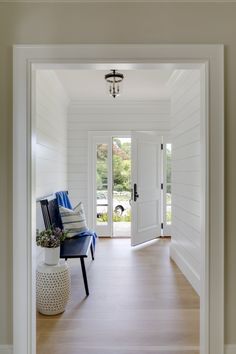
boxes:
[54,69,174,101]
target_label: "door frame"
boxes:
[13,44,224,354]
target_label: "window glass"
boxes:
[166,144,172,225]
[96,144,108,225]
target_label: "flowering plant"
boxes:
[36,227,68,248]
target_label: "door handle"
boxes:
[134,183,139,202]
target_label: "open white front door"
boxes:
[131,132,161,246]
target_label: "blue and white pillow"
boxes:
[59,202,88,238]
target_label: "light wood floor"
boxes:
[37,238,199,354]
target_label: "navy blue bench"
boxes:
[40,196,94,296]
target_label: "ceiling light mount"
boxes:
[105,69,124,98]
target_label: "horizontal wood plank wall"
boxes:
[67,100,171,218]
[169,70,201,295]
[35,70,69,260]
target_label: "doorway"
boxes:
[13,44,224,354]
[89,133,132,238]
[90,131,163,245]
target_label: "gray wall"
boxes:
[0,2,235,346]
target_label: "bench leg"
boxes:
[80,257,89,296]
[90,244,94,260]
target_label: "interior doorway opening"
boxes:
[12,44,225,354]
[92,132,170,242]
[36,67,202,351]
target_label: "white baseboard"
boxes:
[170,243,200,295]
[225,345,236,354]
[0,345,13,354]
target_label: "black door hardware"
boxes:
[134,183,139,202]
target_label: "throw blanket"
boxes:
[56,191,73,210]
[78,230,98,249]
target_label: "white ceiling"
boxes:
[54,69,174,101]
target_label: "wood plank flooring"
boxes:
[37,238,199,354]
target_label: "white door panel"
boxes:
[131,132,161,246]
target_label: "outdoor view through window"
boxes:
[166,143,172,226]
[96,137,131,237]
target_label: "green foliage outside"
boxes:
[166,193,171,205]
[96,144,108,191]
[166,210,172,224]
[96,139,131,192]
[97,209,131,223]
[166,144,172,224]
[97,213,108,222]
[166,144,172,184]
[113,139,131,191]
[113,208,131,222]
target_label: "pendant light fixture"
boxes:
[105,69,124,98]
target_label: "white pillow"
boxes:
[59,202,89,238]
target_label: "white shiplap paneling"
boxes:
[169,70,201,295]
[68,100,171,218]
[36,70,69,200]
[35,70,69,260]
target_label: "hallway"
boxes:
[37,238,199,354]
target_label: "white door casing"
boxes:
[13,45,224,354]
[131,132,161,246]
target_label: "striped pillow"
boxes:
[59,202,89,238]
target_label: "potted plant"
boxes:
[36,227,68,265]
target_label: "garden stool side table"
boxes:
[36,260,71,315]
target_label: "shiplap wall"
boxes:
[169,70,201,294]
[67,100,171,220]
[35,70,69,234]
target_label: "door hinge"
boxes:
[161,223,164,229]
[161,183,163,190]
[161,143,164,150]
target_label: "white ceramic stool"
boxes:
[36,261,71,315]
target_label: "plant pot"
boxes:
[44,247,60,266]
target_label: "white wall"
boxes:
[67,100,171,221]
[169,70,201,295]
[35,70,69,236]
